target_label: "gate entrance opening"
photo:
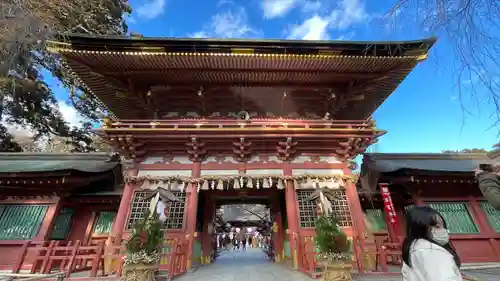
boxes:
[195,188,287,267]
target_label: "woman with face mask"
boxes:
[402,206,462,281]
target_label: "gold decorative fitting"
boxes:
[416,53,429,61]
[102,118,112,129]
[46,41,425,60]
[116,91,127,98]
[139,46,164,52]
[231,48,255,54]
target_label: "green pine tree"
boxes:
[125,210,164,264]
[314,214,350,261]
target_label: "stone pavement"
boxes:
[174,248,500,281]
[177,248,313,281]
[462,268,500,281]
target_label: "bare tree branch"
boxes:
[388,0,500,129]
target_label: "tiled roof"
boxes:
[48,35,436,120]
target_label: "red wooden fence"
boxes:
[297,233,404,278]
[10,237,187,279]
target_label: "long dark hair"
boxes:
[402,206,461,268]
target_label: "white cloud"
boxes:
[286,0,368,40]
[6,124,33,138]
[217,0,233,6]
[190,31,208,38]
[137,0,166,20]
[4,101,85,143]
[262,0,298,19]
[287,15,330,40]
[191,7,259,38]
[336,31,356,40]
[58,101,86,128]
[329,0,368,30]
[302,1,322,13]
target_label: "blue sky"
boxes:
[51,0,499,153]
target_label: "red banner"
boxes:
[380,184,398,232]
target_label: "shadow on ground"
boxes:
[176,248,312,281]
[175,248,500,281]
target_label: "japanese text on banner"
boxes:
[381,185,398,228]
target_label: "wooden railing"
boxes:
[10,238,188,279]
[297,233,404,278]
[298,235,318,277]
[11,240,106,278]
[110,119,375,129]
[354,235,402,274]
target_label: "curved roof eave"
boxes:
[0,152,121,174]
[49,33,437,57]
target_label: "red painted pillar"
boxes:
[111,169,138,245]
[271,198,284,262]
[283,163,300,269]
[344,179,366,240]
[201,192,214,264]
[35,197,62,241]
[468,197,500,258]
[186,161,201,269]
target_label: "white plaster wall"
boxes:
[203,156,238,164]
[291,156,342,164]
[291,169,344,176]
[318,156,342,164]
[140,156,192,164]
[245,169,283,176]
[200,170,240,176]
[247,155,281,163]
[137,170,192,177]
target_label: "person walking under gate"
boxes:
[223,234,230,251]
[402,206,462,281]
[241,237,247,251]
[233,237,239,251]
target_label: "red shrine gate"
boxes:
[119,154,360,277]
[45,34,434,277]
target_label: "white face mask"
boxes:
[431,228,449,245]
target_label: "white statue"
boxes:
[141,187,183,223]
[305,188,341,217]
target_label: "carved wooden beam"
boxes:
[107,136,146,161]
[276,137,298,161]
[127,77,149,111]
[232,137,252,162]
[337,137,377,160]
[186,137,207,162]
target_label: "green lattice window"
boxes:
[428,202,479,234]
[365,209,387,232]
[0,205,48,240]
[50,208,75,240]
[296,190,352,228]
[480,202,500,233]
[127,191,187,230]
[93,211,117,234]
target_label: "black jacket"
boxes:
[476,171,500,209]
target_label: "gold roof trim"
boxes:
[47,41,428,60]
[58,56,116,118]
[99,127,386,133]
